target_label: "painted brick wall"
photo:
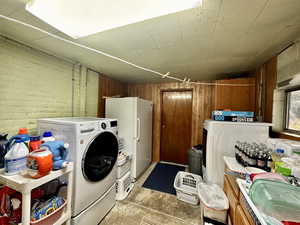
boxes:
[0,37,99,136]
[86,70,99,117]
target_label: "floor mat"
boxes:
[142,162,185,195]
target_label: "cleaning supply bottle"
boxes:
[17,128,30,147]
[4,138,29,175]
[272,149,284,171]
[6,128,30,150]
[41,131,55,143]
[29,136,41,152]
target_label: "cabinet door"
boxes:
[226,174,240,199]
[239,193,256,225]
[235,205,251,225]
[214,77,256,111]
[224,175,239,224]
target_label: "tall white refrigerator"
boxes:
[106,97,153,180]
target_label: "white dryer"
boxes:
[38,117,119,225]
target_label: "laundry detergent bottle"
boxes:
[41,131,55,143]
[18,128,30,146]
[4,138,29,175]
[6,128,30,150]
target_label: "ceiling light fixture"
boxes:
[26,0,203,39]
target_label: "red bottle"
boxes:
[29,136,41,152]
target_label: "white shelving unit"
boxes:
[0,163,73,225]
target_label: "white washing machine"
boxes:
[38,117,119,225]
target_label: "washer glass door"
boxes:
[82,131,118,182]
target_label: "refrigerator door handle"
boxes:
[136,118,141,142]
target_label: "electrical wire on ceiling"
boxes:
[0,14,254,87]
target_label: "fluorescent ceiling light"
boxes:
[26,0,202,39]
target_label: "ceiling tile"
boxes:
[9,8,61,35]
[202,0,222,11]
[147,13,182,48]
[1,0,300,83]
[0,18,50,43]
[219,0,268,24]
[254,0,300,30]
[0,0,25,16]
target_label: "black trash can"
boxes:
[188,144,204,176]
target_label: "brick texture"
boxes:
[0,37,99,136]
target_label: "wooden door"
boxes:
[160,91,192,164]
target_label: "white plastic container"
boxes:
[198,182,229,224]
[117,152,131,179]
[116,171,134,201]
[174,171,202,205]
[4,139,29,175]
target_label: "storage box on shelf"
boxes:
[0,163,73,225]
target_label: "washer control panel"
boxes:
[79,122,96,134]
[100,122,107,130]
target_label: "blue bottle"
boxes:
[6,128,30,150]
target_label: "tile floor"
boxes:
[99,163,202,225]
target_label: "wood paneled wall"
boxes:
[98,75,127,117]
[213,78,256,112]
[127,82,214,162]
[254,56,277,122]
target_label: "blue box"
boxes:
[212,110,254,117]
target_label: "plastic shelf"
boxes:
[0,163,73,225]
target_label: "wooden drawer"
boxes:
[239,192,256,225]
[224,175,239,224]
[235,205,251,225]
[226,174,240,199]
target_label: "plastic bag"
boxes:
[0,186,12,225]
[250,179,300,222]
[197,183,229,210]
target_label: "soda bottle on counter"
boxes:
[235,141,241,163]
[265,151,273,172]
[244,142,250,166]
[240,142,246,166]
[248,148,256,167]
[257,151,266,169]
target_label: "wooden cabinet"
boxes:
[226,174,240,199]
[235,205,251,225]
[239,193,255,225]
[213,77,256,111]
[224,175,239,223]
[224,174,255,225]
[224,159,258,225]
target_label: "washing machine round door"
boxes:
[82,131,118,182]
